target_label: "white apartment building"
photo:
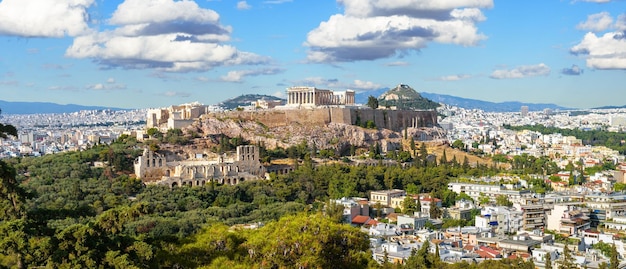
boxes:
[546,204,590,236]
[331,197,370,224]
[447,182,532,204]
[370,189,406,207]
[475,206,523,235]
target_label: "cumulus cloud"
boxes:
[264,0,292,4]
[86,80,127,91]
[384,61,410,66]
[220,68,284,82]
[615,14,626,31]
[48,85,79,92]
[0,0,93,38]
[577,12,613,32]
[272,91,285,98]
[162,91,191,97]
[350,80,382,91]
[288,77,381,91]
[438,74,471,81]
[305,0,493,62]
[237,1,252,10]
[571,31,626,69]
[195,76,210,82]
[85,77,126,91]
[561,65,584,75]
[490,63,551,79]
[66,0,270,72]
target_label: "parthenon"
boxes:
[286,86,355,107]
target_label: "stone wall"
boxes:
[207,107,437,132]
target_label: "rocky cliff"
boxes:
[185,110,445,153]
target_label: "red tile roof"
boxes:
[351,215,371,225]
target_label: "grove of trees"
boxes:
[0,120,541,268]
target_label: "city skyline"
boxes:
[0,0,625,109]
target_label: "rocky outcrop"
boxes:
[186,115,445,153]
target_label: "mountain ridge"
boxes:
[0,100,126,115]
[355,89,573,112]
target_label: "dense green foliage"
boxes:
[0,126,539,268]
[504,124,626,154]
[367,95,379,109]
[377,85,440,111]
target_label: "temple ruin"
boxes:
[134,145,266,187]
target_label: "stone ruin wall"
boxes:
[207,108,437,132]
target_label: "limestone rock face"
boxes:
[187,115,444,153]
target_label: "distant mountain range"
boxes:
[592,105,626,110]
[0,100,125,115]
[0,90,585,115]
[355,89,573,112]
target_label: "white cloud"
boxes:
[272,91,285,98]
[616,14,626,31]
[264,0,292,4]
[292,77,342,88]
[384,61,410,66]
[163,91,191,97]
[561,64,584,75]
[350,80,382,91]
[48,85,79,91]
[439,74,471,81]
[237,1,252,10]
[0,0,93,37]
[288,77,381,91]
[571,31,626,69]
[305,0,493,62]
[86,81,127,91]
[490,63,551,79]
[66,0,269,72]
[577,12,613,32]
[220,68,283,82]
[109,0,220,25]
[107,78,116,84]
[87,83,105,90]
[195,76,210,82]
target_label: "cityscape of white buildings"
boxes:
[0,109,146,158]
[439,105,626,170]
[4,103,626,267]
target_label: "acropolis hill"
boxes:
[145,85,442,153]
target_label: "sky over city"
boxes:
[0,0,625,109]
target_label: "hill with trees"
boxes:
[378,84,440,110]
[0,114,543,268]
[218,94,284,110]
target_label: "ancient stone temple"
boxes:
[134,145,266,187]
[286,86,355,107]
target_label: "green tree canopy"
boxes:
[366,95,379,109]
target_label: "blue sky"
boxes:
[0,0,625,109]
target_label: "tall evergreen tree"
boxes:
[545,252,552,269]
[610,243,619,269]
[0,117,27,269]
[402,196,417,215]
[559,242,576,269]
[439,149,447,166]
[366,95,379,109]
[419,143,428,166]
